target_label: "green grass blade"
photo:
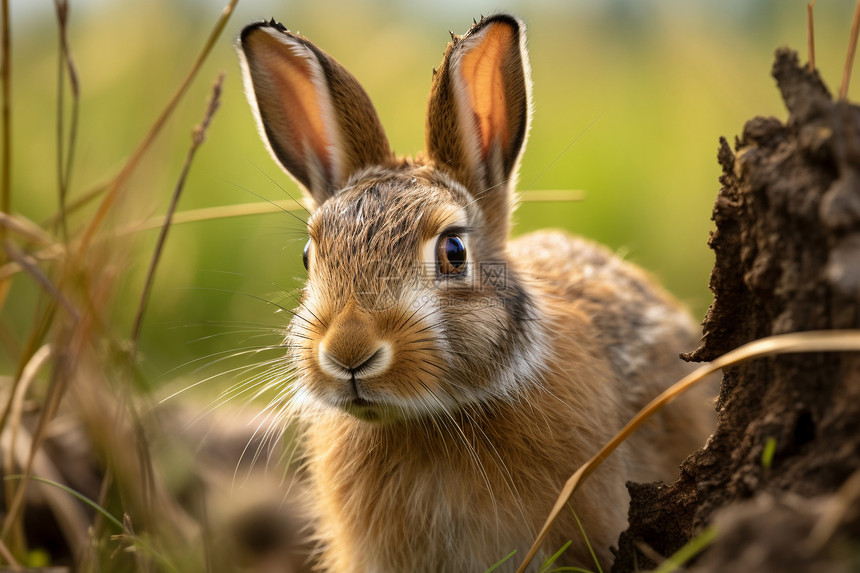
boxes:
[651,526,718,573]
[5,474,123,530]
[539,540,572,572]
[485,549,518,572]
[572,509,603,573]
[761,436,778,469]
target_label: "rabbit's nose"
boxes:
[318,342,392,380]
[317,305,392,380]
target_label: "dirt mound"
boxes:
[613,48,860,572]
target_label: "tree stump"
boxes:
[613,48,860,572]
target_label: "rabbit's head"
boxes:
[239,15,546,423]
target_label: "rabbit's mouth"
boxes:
[347,380,374,409]
[343,396,384,422]
[340,375,383,420]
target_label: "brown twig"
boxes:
[840,0,860,100]
[0,298,58,428]
[0,212,56,246]
[54,0,80,240]
[0,0,9,218]
[0,337,70,548]
[3,344,58,560]
[1,344,50,569]
[76,0,239,256]
[41,180,108,229]
[808,1,817,72]
[0,0,11,323]
[4,241,78,321]
[130,72,224,351]
[0,538,20,569]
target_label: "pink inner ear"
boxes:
[252,32,334,178]
[460,23,513,156]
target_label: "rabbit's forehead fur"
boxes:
[306,167,482,293]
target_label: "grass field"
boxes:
[6,0,860,370]
[2,0,859,569]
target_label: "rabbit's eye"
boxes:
[302,239,311,270]
[436,235,467,275]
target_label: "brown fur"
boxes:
[426,15,530,251]
[240,20,394,203]
[238,14,714,573]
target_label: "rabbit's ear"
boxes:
[239,21,392,206]
[426,15,531,244]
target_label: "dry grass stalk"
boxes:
[131,72,226,351]
[76,0,239,255]
[808,1,817,72]
[840,0,860,99]
[517,329,860,572]
[53,0,79,241]
[0,0,241,568]
[1,0,9,219]
[126,189,582,234]
[0,0,12,313]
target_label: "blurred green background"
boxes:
[4,0,859,389]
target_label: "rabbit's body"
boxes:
[300,218,705,572]
[238,15,712,572]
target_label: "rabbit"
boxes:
[237,13,713,573]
